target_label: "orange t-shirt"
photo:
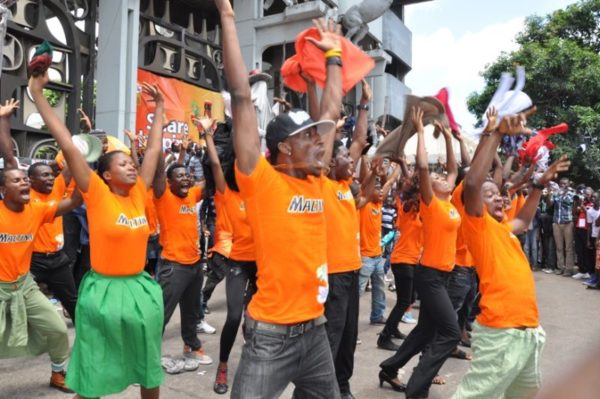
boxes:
[235,157,328,324]
[462,211,539,328]
[419,195,461,272]
[31,174,67,253]
[0,201,57,282]
[451,182,475,267]
[154,185,203,265]
[223,187,255,262]
[504,194,525,222]
[359,202,383,257]
[145,188,159,236]
[211,191,233,258]
[323,178,361,273]
[83,173,150,276]
[390,199,423,265]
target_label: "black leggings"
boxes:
[382,263,415,336]
[219,259,257,363]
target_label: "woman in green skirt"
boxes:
[30,72,166,399]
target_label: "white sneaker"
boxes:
[572,272,589,280]
[183,345,213,365]
[196,319,216,334]
[542,268,554,274]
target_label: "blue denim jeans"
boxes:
[524,228,539,268]
[231,322,340,399]
[358,256,386,322]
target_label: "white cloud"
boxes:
[406,17,525,134]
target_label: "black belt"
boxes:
[245,315,327,338]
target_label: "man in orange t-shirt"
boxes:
[218,2,343,396]
[322,79,370,398]
[453,108,569,399]
[154,161,212,365]
[28,163,78,321]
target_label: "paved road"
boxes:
[2,271,599,398]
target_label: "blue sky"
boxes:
[403,0,579,133]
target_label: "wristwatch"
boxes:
[357,104,369,111]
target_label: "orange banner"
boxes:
[135,69,224,148]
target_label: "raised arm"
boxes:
[124,129,140,169]
[413,107,433,205]
[382,163,401,199]
[464,108,534,217]
[193,116,226,194]
[311,18,343,168]
[29,73,92,191]
[438,121,458,188]
[453,128,471,167]
[356,158,382,209]
[152,150,167,199]
[511,156,570,234]
[0,99,19,169]
[56,187,83,217]
[139,83,165,188]
[176,136,190,166]
[349,79,371,163]
[302,71,320,121]
[216,0,259,175]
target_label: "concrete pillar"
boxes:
[95,0,140,140]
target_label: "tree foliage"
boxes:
[468,0,600,187]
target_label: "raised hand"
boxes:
[306,18,342,52]
[498,106,537,136]
[78,108,93,132]
[434,120,452,139]
[124,128,136,142]
[0,98,19,118]
[411,106,425,134]
[191,115,216,135]
[361,79,372,103]
[141,83,164,105]
[299,69,315,85]
[28,70,50,95]
[537,155,571,186]
[484,106,498,133]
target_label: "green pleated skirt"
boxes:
[66,271,164,397]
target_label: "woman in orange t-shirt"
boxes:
[195,116,257,395]
[378,175,422,350]
[30,73,166,399]
[379,107,462,397]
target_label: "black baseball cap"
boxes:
[265,109,335,156]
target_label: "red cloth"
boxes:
[281,28,375,95]
[518,123,569,163]
[434,88,459,133]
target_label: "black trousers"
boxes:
[380,265,460,398]
[447,266,477,331]
[158,260,204,350]
[219,260,257,362]
[324,270,360,395]
[575,228,588,271]
[585,237,597,275]
[540,214,556,269]
[202,252,229,306]
[30,250,78,322]
[73,244,91,290]
[383,263,415,336]
[61,211,81,268]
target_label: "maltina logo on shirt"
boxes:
[0,233,33,243]
[115,213,148,229]
[336,190,353,201]
[179,205,196,215]
[371,208,380,216]
[288,195,324,214]
[449,209,459,219]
